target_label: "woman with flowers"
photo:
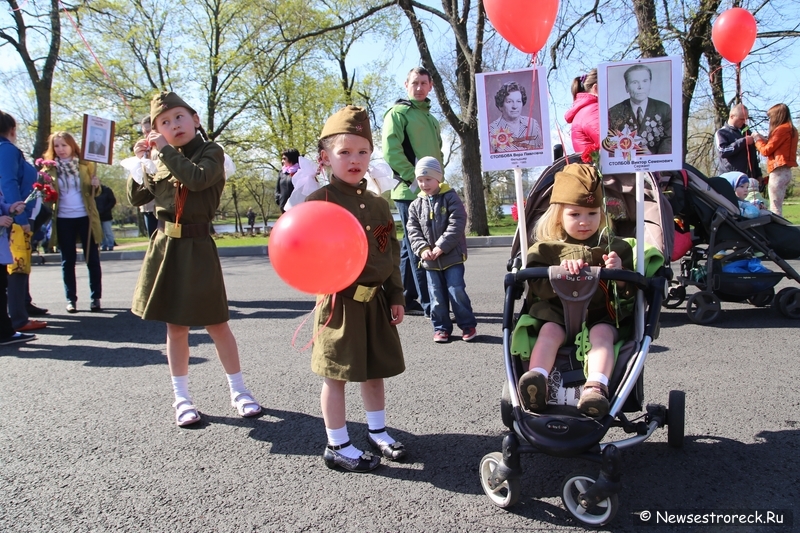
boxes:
[42,132,103,313]
[488,81,543,153]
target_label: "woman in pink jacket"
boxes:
[754,103,798,216]
[564,69,599,154]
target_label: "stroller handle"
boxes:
[505,267,649,291]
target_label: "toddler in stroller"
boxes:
[479,159,683,527]
[517,164,635,418]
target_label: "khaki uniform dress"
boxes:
[126,134,229,326]
[307,177,405,382]
[526,233,634,328]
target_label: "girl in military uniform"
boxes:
[517,164,634,418]
[127,91,260,427]
[307,106,406,472]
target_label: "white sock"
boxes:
[366,409,395,447]
[226,371,248,396]
[587,372,609,386]
[326,425,362,459]
[530,367,550,380]
[171,375,191,403]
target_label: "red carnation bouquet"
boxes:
[25,159,59,203]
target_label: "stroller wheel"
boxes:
[686,291,721,324]
[776,288,800,319]
[479,452,520,509]
[664,285,686,309]
[667,390,685,448]
[748,289,774,307]
[561,471,619,527]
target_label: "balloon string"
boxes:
[59,1,133,117]
[291,293,336,352]
[11,0,29,10]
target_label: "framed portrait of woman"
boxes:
[476,66,552,172]
[81,114,115,165]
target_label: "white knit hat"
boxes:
[414,156,443,182]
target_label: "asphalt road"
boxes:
[1,249,797,532]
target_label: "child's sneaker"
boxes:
[461,327,477,341]
[577,382,609,417]
[518,370,547,412]
[433,330,450,343]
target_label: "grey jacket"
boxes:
[406,184,468,271]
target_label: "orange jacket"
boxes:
[755,123,798,173]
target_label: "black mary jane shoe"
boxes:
[323,442,380,473]
[367,429,407,461]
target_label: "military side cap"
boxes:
[551,164,603,208]
[150,91,197,126]
[320,105,373,149]
[415,156,443,182]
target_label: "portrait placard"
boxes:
[598,56,683,174]
[81,114,115,165]
[476,67,552,172]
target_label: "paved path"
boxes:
[1,249,797,532]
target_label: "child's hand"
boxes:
[390,304,404,325]
[0,215,12,228]
[147,131,168,151]
[603,251,622,269]
[421,248,433,261]
[430,246,443,259]
[560,258,587,275]
[134,138,151,158]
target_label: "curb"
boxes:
[32,236,514,264]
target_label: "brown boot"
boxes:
[518,371,547,412]
[578,382,609,417]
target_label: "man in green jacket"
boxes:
[381,67,444,316]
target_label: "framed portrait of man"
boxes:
[476,66,552,172]
[81,114,115,165]
[598,56,683,174]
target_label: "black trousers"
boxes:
[0,268,15,339]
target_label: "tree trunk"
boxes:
[632,0,666,58]
[461,125,489,235]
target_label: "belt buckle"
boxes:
[164,221,182,238]
[353,285,377,303]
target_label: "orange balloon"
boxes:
[269,201,368,294]
[712,8,757,63]
[484,0,559,54]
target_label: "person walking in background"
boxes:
[134,115,158,237]
[382,66,443,317]
[564,69,599,153]
[406,157,477,344]
[42,132,103,313]
[246,207,256,231]
[96,184,117,251]
[275,148,299,213]
[127,91,261,428]
[715,103,763,182]
[0,110,47,333]
[754,103,798,216]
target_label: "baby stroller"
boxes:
[663,164,800,324]
[479,155,683,527]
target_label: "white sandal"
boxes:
[231,391,262,418]
[173,399,201,427]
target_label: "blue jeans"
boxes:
[57,216,102,303]
[426,263,476,333]
[395,200,430,313]
[101,220,114,250]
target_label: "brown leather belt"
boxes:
[157,220,210,238]
[338,284,381,303]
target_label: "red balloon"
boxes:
[269,201,368,294]
[484,0,559,54]
[712,8,757,63]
